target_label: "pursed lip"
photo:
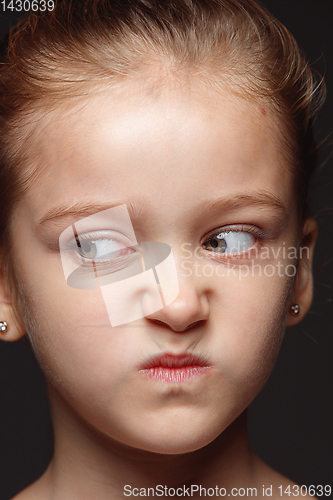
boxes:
[139,353,212,383]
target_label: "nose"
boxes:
[146,280,210,332]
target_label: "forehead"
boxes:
[21,83,294,223]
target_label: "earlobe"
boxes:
[286,217,318,327]
[0,271,26,342]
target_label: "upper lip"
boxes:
[140,353,211,370]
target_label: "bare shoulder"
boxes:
[11,483,43,500]
[11,486,37,500]
[11,491,30,500]
[11,471,51,500]
[252,452,318,500]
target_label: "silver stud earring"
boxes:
[0,321,8,333]
[290,304,300,315]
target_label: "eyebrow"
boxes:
[37,192,287,225]
[205,192,287,215]
[38,200,151,225]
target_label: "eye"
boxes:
[76,236,131,261]
[203,230,256,254]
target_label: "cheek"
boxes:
[17,278,142,427]
[213,271,293,394]
[13,252,123,386]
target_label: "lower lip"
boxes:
[140,366,211,383]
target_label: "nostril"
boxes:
[149,318,202,332]
[152,319,169,328]
[182,320,201,331]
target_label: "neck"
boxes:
[39,384,257,499]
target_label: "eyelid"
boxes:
[202,225,269,258]
[203,225,269,242]
[65,230,135,248]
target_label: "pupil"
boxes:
[82,241,91,253]
[211,239,218,248]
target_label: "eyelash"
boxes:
[62,232,136,265]
[202,225,270,258]
[230,225,270,239]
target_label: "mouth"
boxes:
[139,353,211,383]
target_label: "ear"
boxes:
[0,268,26,342]
[286,218,318,326]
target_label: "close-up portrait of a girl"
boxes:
[0,1,332,499]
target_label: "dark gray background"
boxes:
[0,1,332,499]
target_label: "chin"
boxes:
[105,403,236,455]
[135,437,215,455]
[125,421,223,455]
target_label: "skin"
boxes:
[0,80,317,499]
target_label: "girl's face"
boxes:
[10,83,299,454]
